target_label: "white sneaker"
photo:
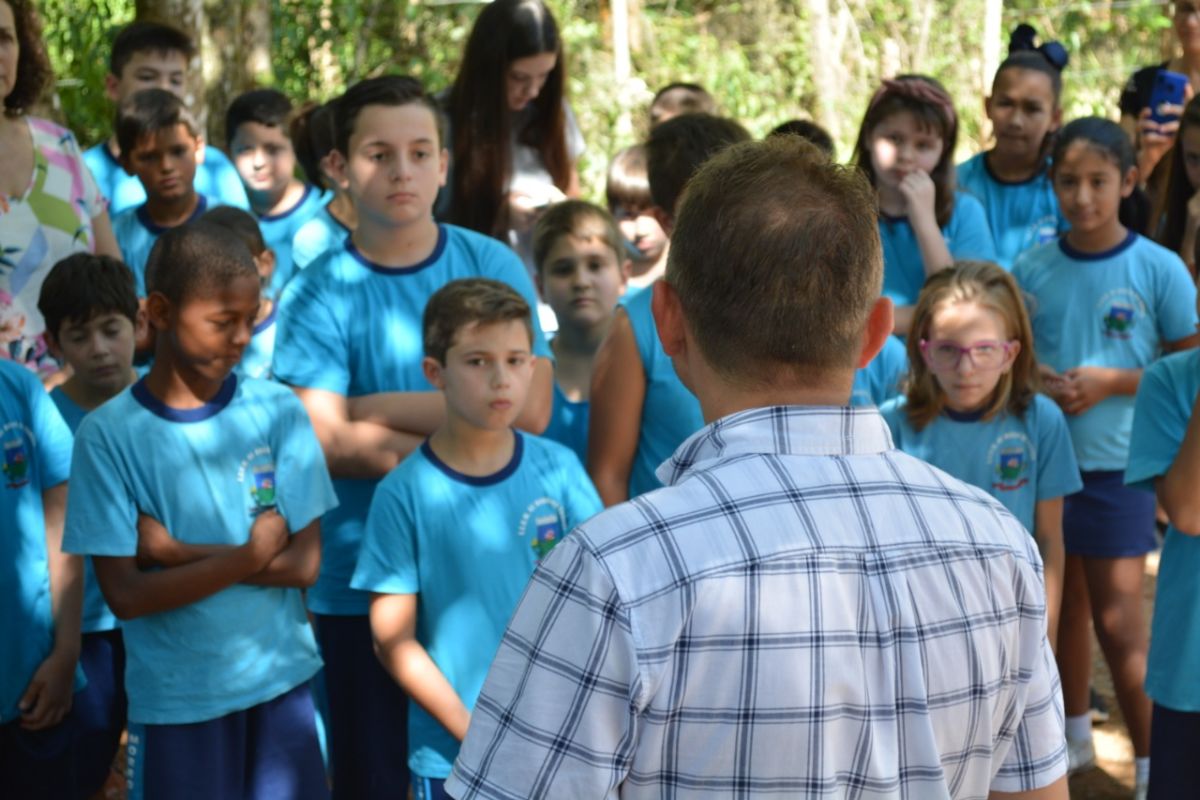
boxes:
[1067,736,1096,774]
[1133,777,1148,800]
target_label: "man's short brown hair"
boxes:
[666,136,882,386]
[423,278,534,364]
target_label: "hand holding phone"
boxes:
[1149,70,1189,126]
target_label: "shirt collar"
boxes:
[657,405,895,485]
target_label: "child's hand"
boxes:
[245,509,289,569]
[898,170,937,225]
[1059,367,1111,415]
[136,513,176,569]
[18,648,76,730]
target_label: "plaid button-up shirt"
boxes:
[448,406,1067,799]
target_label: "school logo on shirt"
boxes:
[237,446,277,515]
[1097,288,1145,341]
[987,431,1033,492]
[1,421,32,489]
[1029,215,1059,246]
[517,497,567,561]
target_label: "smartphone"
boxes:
[1149,70,1189,125]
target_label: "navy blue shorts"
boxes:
[127,681,328,800]
[75,628,126,795]
[1149,703,1200,799]
[313,613,408,800]
[0,714,76,798]
[1063,470,1157,557]
[414,775,451,800]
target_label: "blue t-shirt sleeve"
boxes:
[62,418,138,557]
[203,146,251,210]
[947,192,997,263]
[1033,397,1082,500]
[273,391,339,531]
[561,455,603,529]
[29,380,72,489]
[1126,360,1187,492]
[480,242,552,359]
[273,264,351,393]
[1154,255,1199,344]
[351,473,420,595]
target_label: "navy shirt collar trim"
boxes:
[259,184,315,222]
[253,303,278,335]
[942,406,987,423]
[132,373,237,422]
[981,152,1049,186]
[136,195,209,235]
[346,225,447,275]
[420,431,524,486]
[1058,230,1137,261]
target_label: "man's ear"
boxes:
[856,296,895,369]
[422,356,445,391]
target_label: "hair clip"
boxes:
[1008,23,1069,72]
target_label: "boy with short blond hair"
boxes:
[353,278,600,799]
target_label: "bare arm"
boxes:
[91,208,120,259]
[19,482,82,730]
[93,512,287,620]
[370,592,470,741]
[989,775,1068,800]
[293,386,422,479]
[1032,498,1064,651]
[587,309,645,507]
[346,392,445,437]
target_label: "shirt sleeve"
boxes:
[1153,254,1199,344]
[1034,398,1082,500]
[204,146,252,211]
[562,456,603,529]
[446,536,640,798]
[28,377,72,489]
[481,241,553,359]
[273,391,339,531]
[351,473,420,595]
[273,262,352,393]
[1126,359,1187,492]
[946,192,997,263]
[62,419,138,557]
[62,127,107,221]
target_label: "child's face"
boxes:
[868,111,944,191]
[1180,123,1200,191]
[506,52,557,112]
[538,227,626,330]
[1052,141,1135,238]
[230,122,297,200]
[52,312,136,397]
[124,124,201,202]
[986,68,1060,164]
[154,275,260,384]
[332,103,446,228]
[108,49,188,104]
[424,319,535,432]
[613,203,668,268]
[922,299,1018,414]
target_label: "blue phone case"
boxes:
[1149,70,1188,125]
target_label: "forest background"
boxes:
[39,0,1177,202]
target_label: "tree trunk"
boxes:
[134,0,207,130]
[981,0,1003,144]
[806,0,839,141]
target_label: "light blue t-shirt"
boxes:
[880,190,997,308]
[1013,233,1198,470]
[258,184,328,297]
[62,375,337,725]
[83,142,249,216]
[112,195,215,296]
[291,202,351,273]
[0,360,79,723]
[237,304,277,381]
[623,286,704,498]
[1127,349,1200,711]
[351,432,602,778]
[542,381,588,467]
[273,224,552,615]
[49,387,118,635]
[881,394,1081,533]
[957,153,1067,270]
[851,334,908,407]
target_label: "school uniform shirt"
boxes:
[1013,232,1198,470]
[623,287,705,499]
[258,184,328,298]
[881,394,1081,533]
[880,190,997,308]
[957,153,1067,269]
[1127,348,1200,712]
[83,142,249,216]
[273,224,552,616]
[236,304,277,381]
[62,375,337,725]
[291,202,351,273]
[49,388,119,635]
[351,432,602,779]
[542,381,588,467]
[850,333,908,407]
[111,195,216,296]
[0,360,81,723]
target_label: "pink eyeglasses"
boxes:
[919,339,1017,371]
